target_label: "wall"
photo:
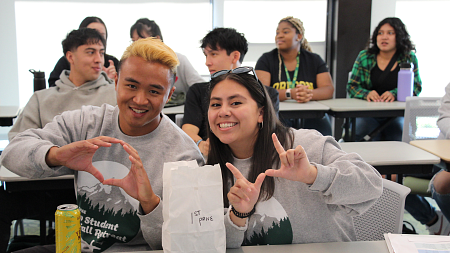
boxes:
[0,0,19,106]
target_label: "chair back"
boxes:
[175,114,184,128]
[402,97,442,143]
[353,179,410,241]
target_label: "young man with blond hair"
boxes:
[2,37,204,252]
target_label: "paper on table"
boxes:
[385,233,450,253]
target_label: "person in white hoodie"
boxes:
[0,28,116,253]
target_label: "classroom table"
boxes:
[409,139,450,163]
[318,98,406,141]
[161,101,330,127]
[0,165,74,245]
[146,241,389,253]
[0,106,20,126]
[162,105,184,122]
[339,141,440,184]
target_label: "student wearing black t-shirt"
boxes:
[255,16,334,136]
[183,28,279,157]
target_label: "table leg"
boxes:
[351,118,356,142]
[40,192,47,245]
[343,118,351,142]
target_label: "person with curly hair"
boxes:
[255,16,334,136]
[347,17,422,141]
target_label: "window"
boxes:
[14,0,211,106]
[223,0,328,67]
[396,0,450,97]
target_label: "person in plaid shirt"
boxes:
[347,17,421,141]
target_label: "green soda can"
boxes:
[55,204,81,253]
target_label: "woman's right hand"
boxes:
[226,163,265,225]
[366,90,381,102]
[198,138,210,157]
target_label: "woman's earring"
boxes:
[259,122,264,129]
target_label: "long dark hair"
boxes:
[206,72,294,206]
[130,18,163,41]
[79,16,107,39]
[368,17,415,56]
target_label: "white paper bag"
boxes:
[162,160,225,253]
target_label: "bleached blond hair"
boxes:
[119,37,179,85]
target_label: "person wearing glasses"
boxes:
[204,67,382,247]
[48,16,119,86]
[130,18,205,107]
[182,28,279,157]
[347,17,422,141]
[255,16,334,136]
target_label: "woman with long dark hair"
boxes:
[347,17,422,141]
[206,67,382,247]
[48,16,119,86]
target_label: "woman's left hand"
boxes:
[380,91,395,102]
[265,133,317,184]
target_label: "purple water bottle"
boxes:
[397,63,413,102]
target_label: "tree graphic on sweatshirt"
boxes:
[242,198,293,246]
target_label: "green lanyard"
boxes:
[282,52,300,89]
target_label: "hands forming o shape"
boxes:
[265,133,317,185]
[46,136,158,214]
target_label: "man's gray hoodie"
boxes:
[8,70,116,140]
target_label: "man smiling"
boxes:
[2,37,204,252]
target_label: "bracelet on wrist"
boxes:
[196,139,203,146]
[231,205,255,219]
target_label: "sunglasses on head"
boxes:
[210,67,266,98]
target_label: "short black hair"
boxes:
[130,18,163,41]
[200,28,248,63]
[79,16,108,39]
[62,28,106,56]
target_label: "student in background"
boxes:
[347,17,422,141]
[255,16,334,136]
[1,28,117,253]
[205,67,382,247]
[182,28,279,157]
[48,16,119,86]
[2,37,204,252]
[424,82,450,235]
[130,18,204,107]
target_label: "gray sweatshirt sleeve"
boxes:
[305,131,383,216]
[137,196,164,250]
[8,93,42,141]
[224,207,247,248]
[438,83,450,139]
[2,108,89,178]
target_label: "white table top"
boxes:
[0,165,73,182]
[162,105,184,115]
[339,141,440,166]
[279,100,330,111]
[318,98,405,111]
[143,241,388,253]
[0,106,20,118]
